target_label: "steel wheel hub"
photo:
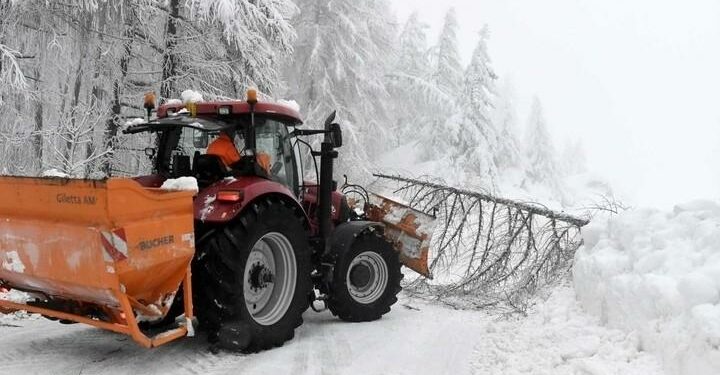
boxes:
[346,251,388,304]
[243,232,297,326]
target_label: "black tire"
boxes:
[327,230,403,322]
[193,197,311,352]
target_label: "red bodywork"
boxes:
[157,100,303,125]
[135,176,346,237]
[301,185,347,229]
[194,176,310,225]
[140,100,350,235]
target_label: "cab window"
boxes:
[255,119,297,193]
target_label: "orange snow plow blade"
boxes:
[364,193,436,278]
[0,176,196,347]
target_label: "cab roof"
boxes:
[157,100,303,126]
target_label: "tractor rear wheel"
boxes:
[327,230,403,322]
[193,197,311,352]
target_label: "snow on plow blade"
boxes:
[365,193,436,278]
[0,176,196,347]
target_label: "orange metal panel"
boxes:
[364,193,437,278]
[0,177,196,347]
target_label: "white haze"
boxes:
[391,0,720,209]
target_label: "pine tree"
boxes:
[493,78,522,170]
[457,26,500,187]
[388,12,435,145]
[419,8,464,162]
[431,8,463,96]
[561,138,587,175]
[285,0,395,181]
[523,97,559,187]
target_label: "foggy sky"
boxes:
[390,0,720,208]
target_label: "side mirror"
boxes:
[329,123,342,148]
[324,110,336,130]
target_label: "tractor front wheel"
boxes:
[327,230,403,322]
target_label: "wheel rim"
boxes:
[243,232,297,326]
[346,251,388,304]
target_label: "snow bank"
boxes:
[574,201,720,375]
[159,177,198,193]
[180,90,204,104]
[472,285,663,375]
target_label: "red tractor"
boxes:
[119,91,433,352]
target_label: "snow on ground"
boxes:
[0,287,663,375]
[575,201,720,375]
[472,285,663,375]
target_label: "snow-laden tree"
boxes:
[455,26,500,187]
[493,78,522,170]
[386,12,439,146]
[285,0,395,181]
[0,0,298,177]
[523,97,560,188]
[431,8,463,97]
[418,8,465,163]
[560,138,587,175]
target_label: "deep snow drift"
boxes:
[574,201,720,375]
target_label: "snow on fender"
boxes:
[160,177,199,194]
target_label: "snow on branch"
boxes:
[0,43,28,94]
[372,173,589,310]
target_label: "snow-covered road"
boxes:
[0,287,663,375]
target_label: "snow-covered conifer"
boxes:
[561,138,587,175]
[493,79,522,170]
[523,97,559,187]
[285,0,395,181]
[457,26,500,186]
[431,8,463,96]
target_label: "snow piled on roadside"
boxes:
[160,177,199,193]
[472,285,663,375]
[574,201,720,375]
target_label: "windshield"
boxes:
[153,116,298,193]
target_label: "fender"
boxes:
[194,176,309,227]
[329,221,385,257]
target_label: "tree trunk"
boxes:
[160,0,180,100]
[85,2,108,177]
[101,24,133,177]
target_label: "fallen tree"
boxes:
[369,174,590,311]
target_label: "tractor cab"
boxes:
[125,92,305,195]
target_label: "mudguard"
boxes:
[329,221,385,256]
[194,176,310,227]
